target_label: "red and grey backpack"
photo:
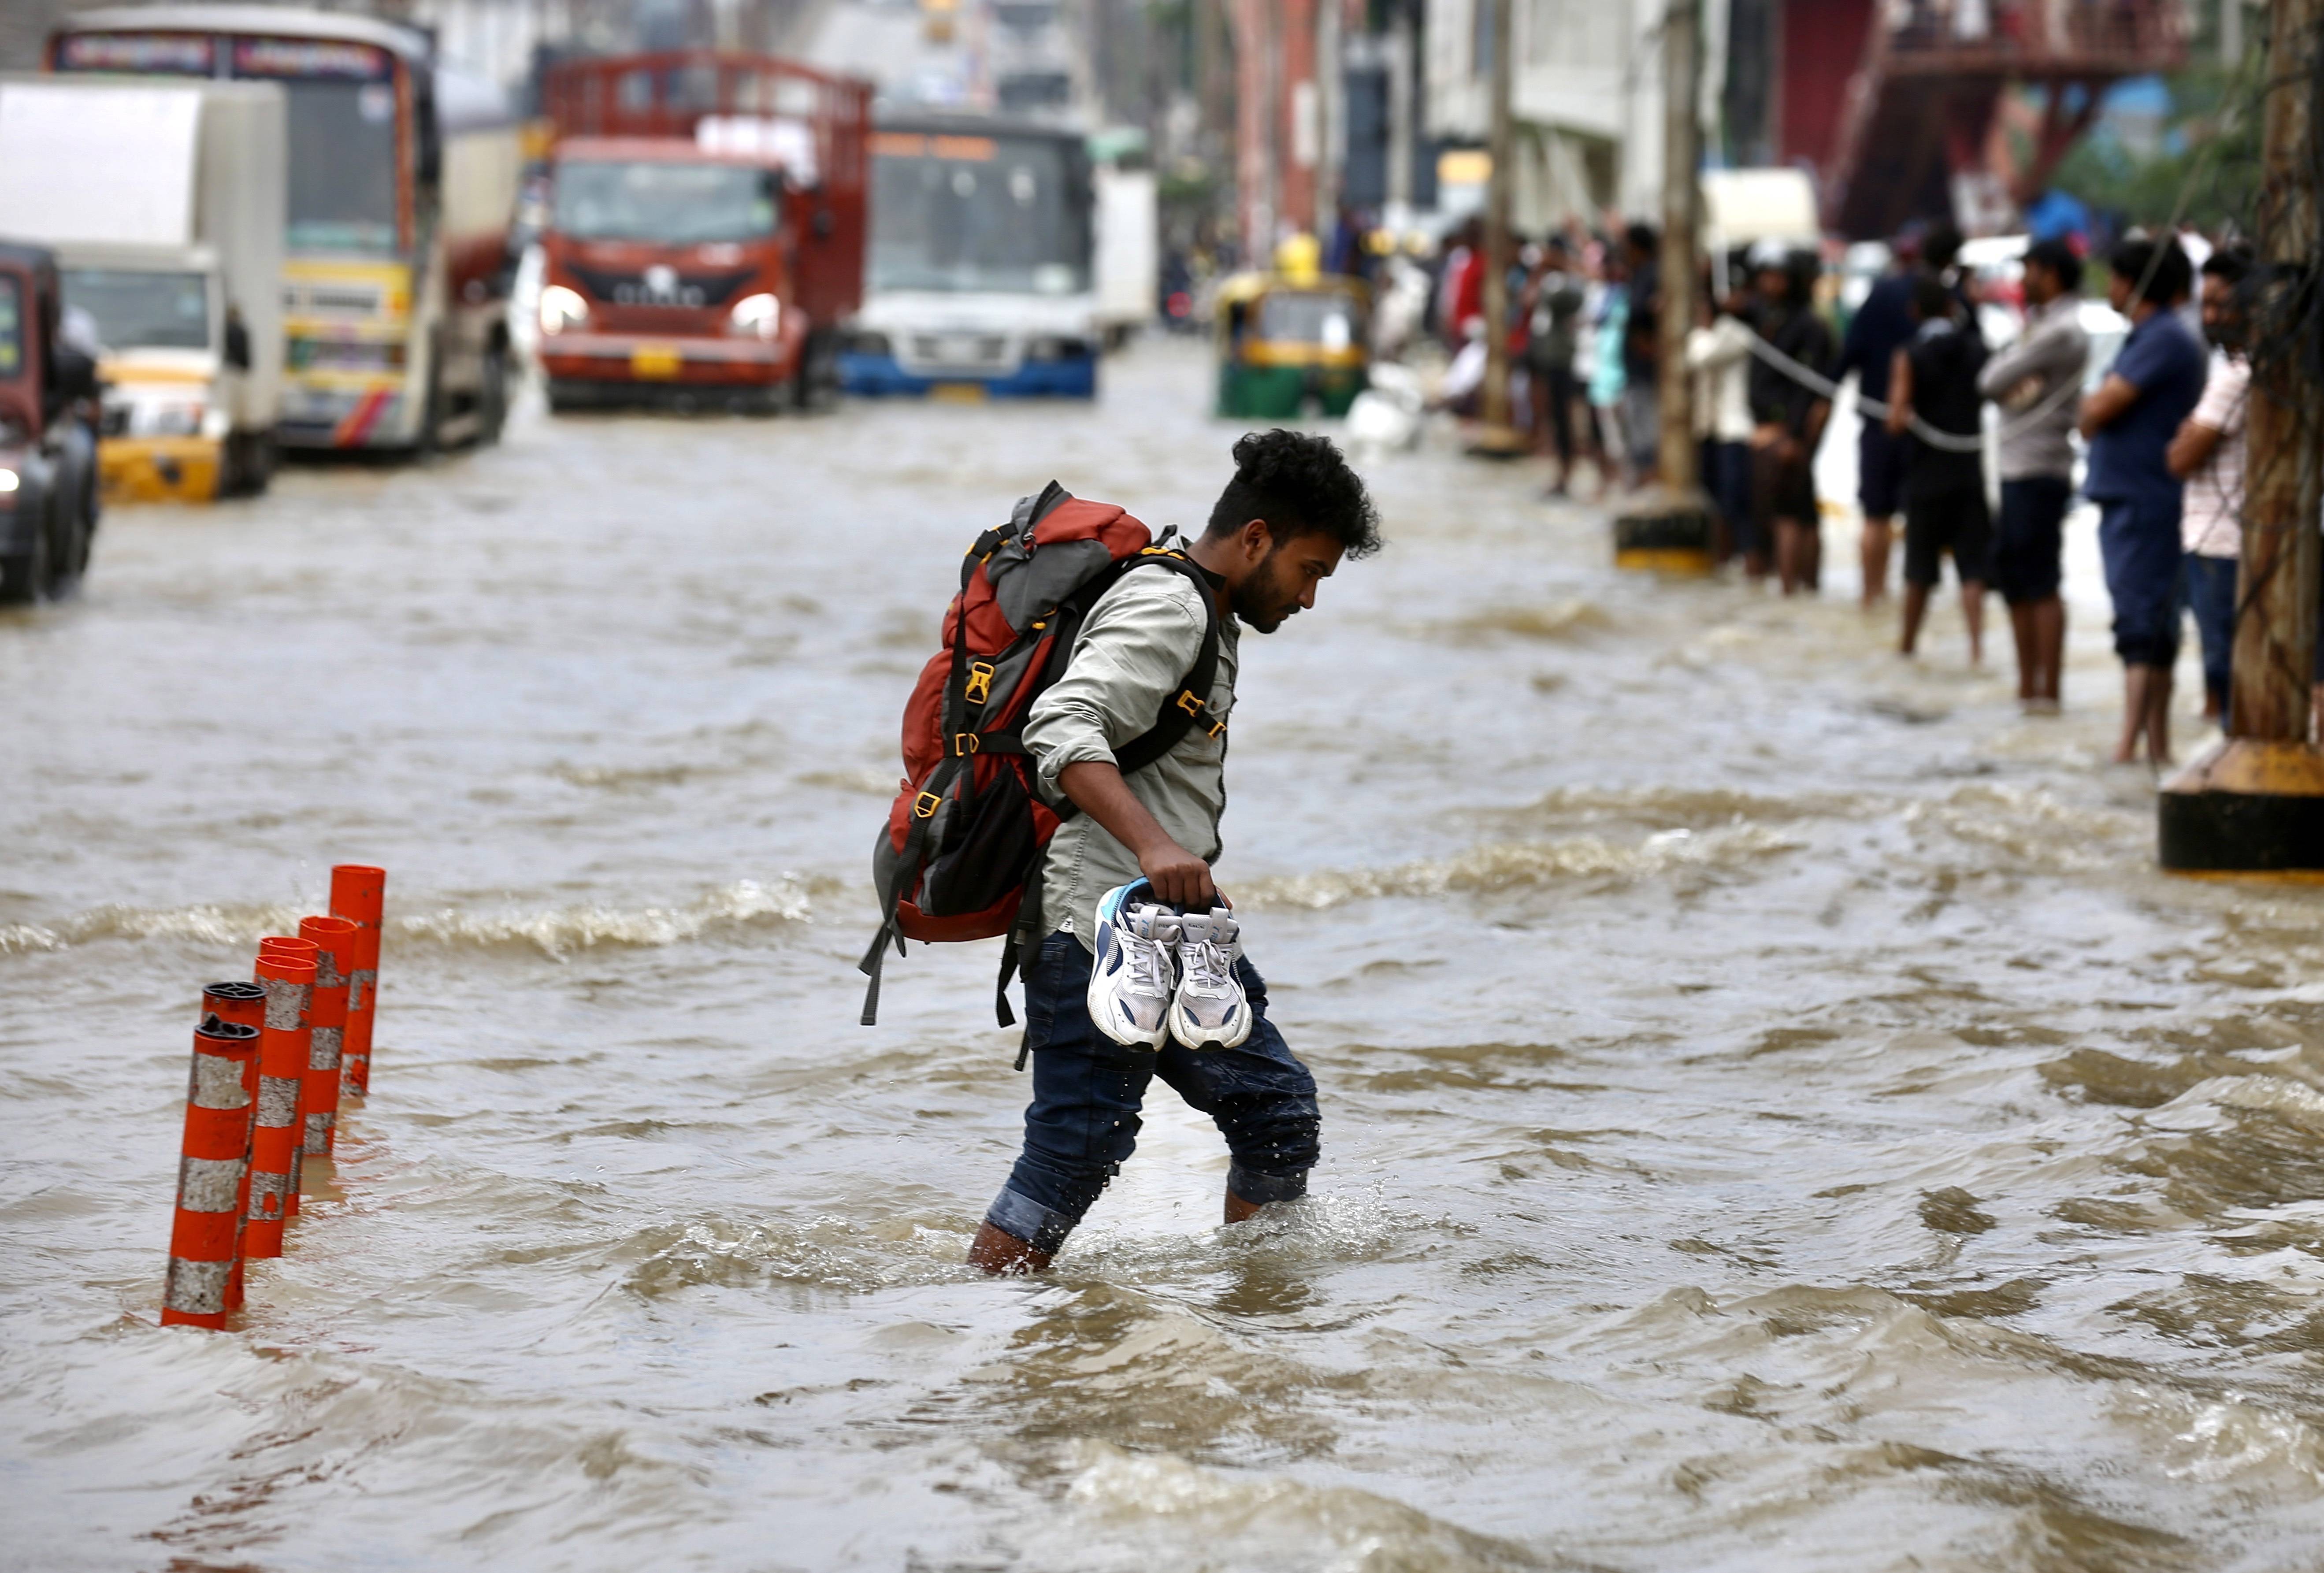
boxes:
[858,481,1223,1038]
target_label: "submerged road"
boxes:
[5,338,2324,1570]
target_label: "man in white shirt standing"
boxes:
[1976,239,2089,712]
[2168,247,2254,723]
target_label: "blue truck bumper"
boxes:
[838,352,1097,399]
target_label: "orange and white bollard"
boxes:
[297,915,357,1159]
[201,981,267,1311]
[161,1015,261,1329]
[246,943,315,1254]
[330,865,385,1097]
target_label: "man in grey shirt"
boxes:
[1978,239,2090,712]
[968,431,1383,1275]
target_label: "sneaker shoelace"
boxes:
[1125,908,1180,997]
[1178,918,1238,998]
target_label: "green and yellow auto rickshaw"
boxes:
[1213,271,1370,419]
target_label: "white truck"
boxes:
[0,75,285,501]
[1091,162,1157,349]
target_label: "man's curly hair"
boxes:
[1202,429,1384,559]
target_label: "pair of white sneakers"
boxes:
[1086,879,1252,1050]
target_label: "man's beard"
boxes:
[1230,550,1297,633]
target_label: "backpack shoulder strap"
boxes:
[1111,549,1223,775]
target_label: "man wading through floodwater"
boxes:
[966,432,1382,1275]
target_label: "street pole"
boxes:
[1468,0,1527,454]
[1612,0,1715,572]
[2160,0,2324,870]
[1654,0,1700,497]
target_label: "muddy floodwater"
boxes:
[9,341,2324,1571]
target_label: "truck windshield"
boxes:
[870,133,1091,295]
[0,278,19,378]
[62,270,211,352]
[553,162,780,245]
[281,78,401,256]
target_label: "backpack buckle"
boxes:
[964,662,995,704]
[952,732,980,757]
[913,790,942,819]
[1206,716,1227,739]
[1175,690,1204,716]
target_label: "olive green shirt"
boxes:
[1024,564,1239,951]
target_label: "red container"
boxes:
[246,946,315,1252]
[161,1017,260,1329]
[296,916,356,1159]
[200,981,267,1310]
[329,866,385,1097]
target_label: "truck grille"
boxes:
[906,333,1012,373]
[566,266,754,309]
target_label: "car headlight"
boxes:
[0,468,16,496]
[728,292,781,340]
[539,283,589,335]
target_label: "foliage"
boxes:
[2049,63,2264,235]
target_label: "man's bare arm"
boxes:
[2079,373,2139,439]
[2167,417,2223,480]
[1057,760,1218,908]
[1885,348,1913,437]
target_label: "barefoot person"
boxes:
[1889,276,1992,663]
[967,431,1383,1276]
[2166,247,2253,726]
[1978,239,2089,712]
[2080,236,2204,766]
[1745,246,1835,597]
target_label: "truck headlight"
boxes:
[0,468,15,496]
[540,284,590,335]
[1024,336,1090,362]
[728,293,781,341]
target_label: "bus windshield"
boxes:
[63,269,211,351]
[870,132,1090,296]
[553,161,781,245]
[278,78,400,255]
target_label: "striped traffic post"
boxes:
[200,981,267,1311]
[329,865,385,1097]
[160,1016,261,1329]
[296,915,356,1160]
[246,943,315,1254]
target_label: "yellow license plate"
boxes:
[630,345,683,379]
[929,382,987,403]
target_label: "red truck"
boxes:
[536,52,869,412]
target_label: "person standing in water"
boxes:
[2081,236,2205,766]
[1978,238,2089,712]
[968,431,1384,1276]
[1888,275,1993,664]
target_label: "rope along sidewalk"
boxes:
[1739,328,2082,454]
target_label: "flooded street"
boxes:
[10,337,2324,1570]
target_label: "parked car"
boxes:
[0,243,100,604]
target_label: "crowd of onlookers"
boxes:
[1433,213,2255,765]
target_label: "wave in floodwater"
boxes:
[1415,597,1613,644]
[1236,824,1799,910]
[1061,1441,1562,1573]
[1477,783,1875,831]
[0,876,829,960]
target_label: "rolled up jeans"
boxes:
[984,932,1320,1254]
